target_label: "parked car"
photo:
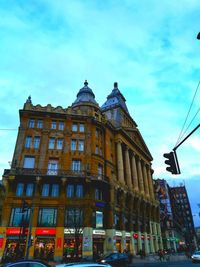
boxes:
[99,253,129,266]
[56,263,111,267]
[191,251,200,263]
[0,259,51,267]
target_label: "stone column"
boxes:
[144,232,149,255]
[131,153,139,191]
[137,231,142,252]
[142,163,150,198]
[136,158,144,194]
[125,146,132,188]
[117,141,125,184]
[147,165,154,199]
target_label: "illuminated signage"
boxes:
[36,228,56,235]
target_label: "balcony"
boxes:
[3,168,109,183]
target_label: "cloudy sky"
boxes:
[0,0,200,226]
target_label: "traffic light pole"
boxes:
[173,124,200,151]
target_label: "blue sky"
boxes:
[0,0,200,226]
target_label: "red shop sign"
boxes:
[0,238,4,248]
[56,237,62,249]
[148,235,151,240]
[6,228,28,235]
[36,228,56,236]
[141,235,145,240]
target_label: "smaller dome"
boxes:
[72,80,99,107]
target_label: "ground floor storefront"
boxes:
[0,225,163,262]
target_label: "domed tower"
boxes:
[72,80,99,109]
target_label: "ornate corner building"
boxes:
[0,81,162,261]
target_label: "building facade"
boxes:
[170,185,197,252]
[0,81,162,262]
[154,179,184,252]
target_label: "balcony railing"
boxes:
[3,168,109,183]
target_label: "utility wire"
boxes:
[0,129,17,131]
[175,81,200,147]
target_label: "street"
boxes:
[131,259,198,267]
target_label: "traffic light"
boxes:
[197,32,200,39]
[163,151,181,175]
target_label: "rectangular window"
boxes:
[28,119,35,128]
[25,136,32,148]
[37,120,43,128]
[99,148,102,156]
[34,136,40,149]
[95,189,102,201]
[78,140,84,151]
[95,145,99,154]
[49,138,55,149]
[16,183,24,196]
[72,123,78,132]
[71,140,77,151]
[23,156,35,168]
[72,160,81,172]
[9,208,30,227]
[76,185,83,198]
[96,211,103,228]
[58,121,64,130]
[66,184,74,198]
[38,208,57,227]
[26,183,34,196]
[51,121,57,129]
[47,160,58,175]
[42,184,50,196]
[98,164,103,179]
[51,184,59,197]
[65,208,83,228]
[79,124,85,132]
[57,139,63,150]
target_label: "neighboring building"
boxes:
[170,185,197,252]
[154,179,184,252]
[0,81,162,262]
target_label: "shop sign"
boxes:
[148,235,151,240]
[6,228,28,235]
[0,238,4,248]
[56,237,62,249]
[141,235,145,240]
[95,202,105,207]
[64,228,83,234]
[115,231,122,237]
[83,236,90,247]
[93,229,105,235]
[36,228,56,236]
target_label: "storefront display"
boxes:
[3,239,25,262]
[63,236,82,261]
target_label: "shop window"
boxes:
[28,119,35,128]
[37,120,43,129]
[48,138,55,149]
[38,208,57,227]
[95,211,103,228]
[95,189,103,201]
[58,121,64,130]
[71,140,77,151]
[9,208,30,227]
[16,183,24,196]
[79,123,85,132]
[34,136,40,149]
[72,160,81,172]
[72,123,78,132]
[47,159,58,175]
[65,208,83,228]
[51,121,57,129]
[25,136,32,148]
[57,139,63,150]
[26,183,34,196]
[78,140,84,151]
[23,156,35,169]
